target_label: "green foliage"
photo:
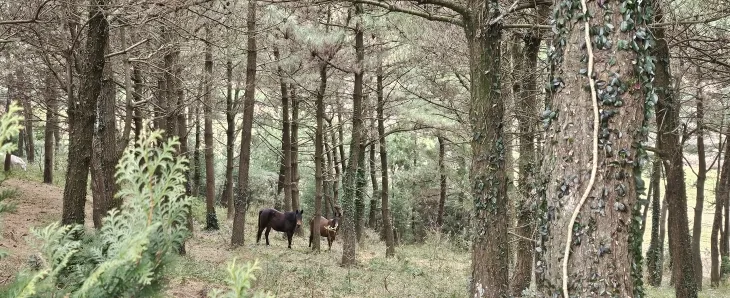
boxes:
[3,128,192,298]
[208,259,274,298]
[0,103,24,260]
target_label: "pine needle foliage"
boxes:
[3,128,192,298]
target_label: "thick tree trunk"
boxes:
[510,31,541,296]
[436,135,446,228]
[647,156,664,286]
[91,71,119,228]
[341,3,365,266]
[62,0,108,226]
[274,47,292,211]
[692,84,706,289]
[313,62,328,252]
[43,73,56,184]
[377,58,395,258]
[538,3,650,296]
[290,84,301,212]
[221,59,235,217]
[464,4,509,297]
[203,30,219,231]
[712,134,730,286]
[652,3,697,296]
[231,0,257,247]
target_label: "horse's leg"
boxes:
[287,231,293,249]
[327,236,332,251]
[309,230,313,248]
[264,227,272,246]
[256,226,264,244]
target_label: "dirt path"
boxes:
[0,178,94,285]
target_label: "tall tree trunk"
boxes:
[652,3,697,296]
[692,82,706,289]
[538,2,651,296]
[313,62,328,252]
[222,59,236,219]
[325,122,335,218]
[647,156,664,286]
[231,0,257,247]
[91,67,119,228]
[203,29,219,231]
[192,91,202,197]
[62,0,109,226]
[18,71,34,163]
[368,138,378,228]
[712,134,730,286]
[4,81,12,172]
[377,54,395,258]
[132,66,143,142]
[436,135,446,228]
[341,3,365,266]
[290,84,301,212]
[43,73,56,184]
[355,131,366,242]
[510,28,542,296]
[274,47,292,211]
[337,98,346,178]
[463,3,509,296]
[331,119,341,206]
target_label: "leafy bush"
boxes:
[208,259,273,298]
[4,128,192,297]
[0,103,23,260]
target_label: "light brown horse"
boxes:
[308,215,340,251]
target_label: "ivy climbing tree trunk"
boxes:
[231,0,257,247]
[203,27,219,231]
[341,3,365,266]
[43,73,56,184]
[537,2,652,297]
[652,2,697,296]
[377,58,394,258]
[62,0,108,225]
[711,134,730,286]
[647,156,664,286]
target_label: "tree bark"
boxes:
[61,0,109,226]
[4,81,12,173]
[231,0,257,247]
[712,134,730,286]
[290,84,301,212]
[692,82,706,289]
[274,47,292,211]
[91,68,119,229]
[652,3,697,296]
[203,28,219,231]
[222,59,236,219]
[313,62,328,252]
[647,156,664,286]
[331,118,341,207]
[368,138,378,228]
[510,30,541,296]
[355,129,366,242]
[43,73,56,184]
[341,3,365,266]
[377,55,395,258]
[132,66,143,142]
[17,71,34,163]
[436,135,446,228]
[192,88,202,197]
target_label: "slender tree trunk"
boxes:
[652,3,697,296]
[331,119,341,206]
[368,138,378,228]
[712,134,730,286]
[337,98,346,178]
[62,0,109,225]
[18,71,34,163]
[132,66,143,142]
[231,0,257,247]
[203,29,219,231]
[341,3,365,266]
[4,82,12,172]
[510,30,541,296]
[290,84,301,212]
[274,47,292,211]
[436,135,446,228]
[313,62,328,252]
[692,83,706,289]
[192,92,202,197]
[377,55,395,258]
[355,131,366,242]
[221,59,235,216]
[647,156,664,286]
[43,73,56,184]
[325,123,335,218]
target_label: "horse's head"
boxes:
[330,217,340,232]
[294,209,304,228]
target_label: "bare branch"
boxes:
[351,0,464,27]
[0,0,52,25]
[105,38,150,59]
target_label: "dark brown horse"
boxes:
[309,215,340,250]
[257,208,303,249]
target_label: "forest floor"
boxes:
[1,175,730,297]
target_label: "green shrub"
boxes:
[208,259,274,298]
[0,103,23,260]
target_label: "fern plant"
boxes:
[3,127,192,298]
[208,259,274,298]
[0,103,24,260]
